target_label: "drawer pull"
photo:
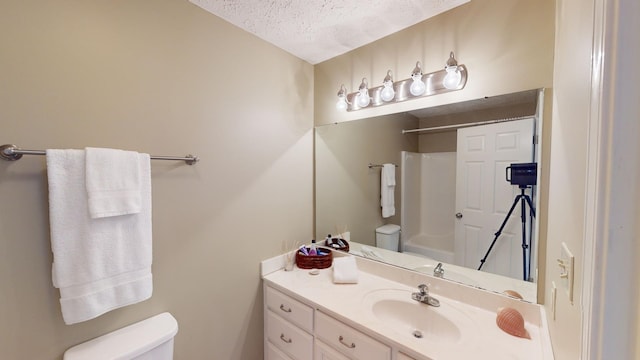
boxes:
[280,333,293,344]
[338,335,356,349]
[279,304,292,313]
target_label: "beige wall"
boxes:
[314,0,555,126]
[315,113,418,245]
[0,1,313,359]
[543,0,594,358]
[546,0,640,358]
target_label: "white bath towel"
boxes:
[381,163,396,218]
[46,149,152,325]
[85,147,141,219]
[332,256,359,284]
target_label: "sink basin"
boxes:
[362,289,474,344]
[412,264,480,287]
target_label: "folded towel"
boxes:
[332,256,359,284]
[383,163,396,186]
[85,147,142,219]
[381,163,396,218]
[46,149,153,325]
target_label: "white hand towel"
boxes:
[381,163,396,218]
[332,256,359,284]
[85,147,142,218]
[46,149,152,325]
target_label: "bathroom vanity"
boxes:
[262,252,553,360]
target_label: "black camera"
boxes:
[506,163,537,187]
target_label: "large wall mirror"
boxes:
[315,89,544,303]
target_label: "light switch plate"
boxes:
[559,242,575,304]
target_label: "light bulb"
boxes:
[409,61,425,96]
[335,84,349,111]
[356,88,370,107]
[336,96,348,111]
[443,66,461,89]
[380,70,395,102]
[355,78,370,108]
[410,74,426,96]
[380,82,395,102]
[442,51,462,90]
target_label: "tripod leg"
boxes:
[521,195,528,281]
[478,195,522,271]
[523,194,536,280]
[523,194,536,218]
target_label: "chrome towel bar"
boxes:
[0,144,199,165]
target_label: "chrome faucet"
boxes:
[433,263,444,278]
[411,284,440,307]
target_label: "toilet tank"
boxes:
[64,313,178,360]
[375,224,401,251]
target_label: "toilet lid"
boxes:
[376,224,400,234]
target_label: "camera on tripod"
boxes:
[478,162,538,281]
[506,162,537,188]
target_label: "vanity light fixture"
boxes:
[355,78,371,108]
[442,52,463,90]
[334,51,467,112]
[409,61,426,96]
[380,70,395,102]
[336,84,350,111]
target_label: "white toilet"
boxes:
[375,224,401,252]
[63,312,178,360]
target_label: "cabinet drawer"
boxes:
[314,339,350,360]
[266,286,314,332]
[266,310,313,360]
[315,311,390,360]
[266,340,295,360]
[397,352,417,360]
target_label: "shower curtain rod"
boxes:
[0,144,199,165]
[401,115,533,134]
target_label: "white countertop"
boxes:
[262,253,554,360]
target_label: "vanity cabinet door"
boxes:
[314,339,351,360]
[315,311,391,360]
[266,286,314,333]
[266,341,295,360]
[266,310,313,360]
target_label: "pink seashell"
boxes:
[503,290,524,300]
[496,307,530,339]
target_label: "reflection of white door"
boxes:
[454,118,534,280]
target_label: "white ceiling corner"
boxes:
[189,0,470,64]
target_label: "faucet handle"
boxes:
[434,262,445,277]
[418,284,429,295]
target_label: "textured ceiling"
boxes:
[189,0,470,64]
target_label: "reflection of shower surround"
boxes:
[404,241,455,264]
[400,151,456,264]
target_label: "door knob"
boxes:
[455,212,463,219]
